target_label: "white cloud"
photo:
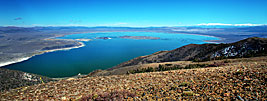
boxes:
[233,24,264,26]
[197,23,264,26]
[197,23,233,26]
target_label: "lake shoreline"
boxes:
[0,57,32,67]
[1,32,222,78]
[0,41,85,68]
[171,32,223,43]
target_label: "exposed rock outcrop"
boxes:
[0,68,54,92]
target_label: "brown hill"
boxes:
[0,68,54,92]
[112,37,267,69]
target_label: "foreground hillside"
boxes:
[1,56,266,100]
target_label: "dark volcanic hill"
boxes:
[112,37,267,69]
[0,68,54,92]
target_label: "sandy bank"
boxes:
[0,42,85,68]
[0,57,31,67]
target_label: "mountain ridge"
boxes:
[111,37,267,70]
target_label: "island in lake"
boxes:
[95,37,112,40]
[119,36,160,40]
[75,39,92,42]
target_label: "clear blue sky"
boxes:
[0,0,266,27]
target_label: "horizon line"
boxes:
[1,23,266,28]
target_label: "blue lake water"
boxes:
[4,32,219,78]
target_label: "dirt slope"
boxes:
[1,57,266,100]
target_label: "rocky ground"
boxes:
[0,57,266,100]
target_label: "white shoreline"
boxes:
[0,57,32,67]
[39,42,85,53]
[0,42,85,68]
[176,33,223,43]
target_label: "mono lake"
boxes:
[4,32,219,78]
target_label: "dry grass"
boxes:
[1,56,266,100]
